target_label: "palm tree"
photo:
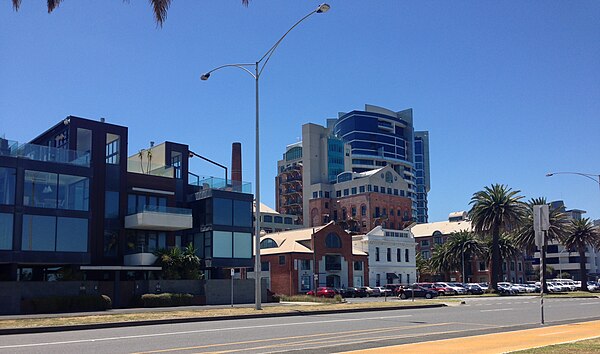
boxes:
[561,218,600,291]
[469,184,526,292]
[512,197,570,292]
[11,0,251,27]
[445,231,485,282]
[482,233,521,281]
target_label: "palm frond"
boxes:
[12,0,21,10]
[47,0,63,13]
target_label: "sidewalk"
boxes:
[343,319,600,353]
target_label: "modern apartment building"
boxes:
[275,104,430,229]
[0,116,253,282]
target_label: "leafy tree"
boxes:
[154,244,201,280]
[11,0,251,27]
[560,218,600,291]
[482,233,521,281]
[512,197,569,292]
[469,184,526,291]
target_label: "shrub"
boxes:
[30,294,112,313]
[139,293,194,307]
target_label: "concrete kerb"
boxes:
[0,303,446,336]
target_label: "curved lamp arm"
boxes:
[201,63,257,81]
[546,172,599,184]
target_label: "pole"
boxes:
[462,244,465,283]
[231,268,234,307]
[254,63,262,310]
[540,230,546,325]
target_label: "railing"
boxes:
[129,205,192,216]
[1,140,90,167]
[127,160,174,178]
[188,175,252,194]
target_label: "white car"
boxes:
[437,282,467,295]
[374,286,393,296]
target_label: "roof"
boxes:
[410,220,472,238]
[253,202,279,214]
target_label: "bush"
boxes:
[30,295,112,313]
[139,293,194,307]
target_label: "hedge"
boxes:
[30,295,112,313]
[139,293,194,307]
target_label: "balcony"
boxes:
[1,140,90,167]
[125,206,192,231]
[188,175,252,194]
[123,252,158,266]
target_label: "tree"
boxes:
[11,0,251,27]
[560,218,600,291]
[154,244,201,280]
[512,197,570,292]
[429,242,455,279]
[482,233,521,282]
[444,231,485,282]
[469,184,526,292]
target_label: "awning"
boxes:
[387,272,399,279]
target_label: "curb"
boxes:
[0,303,446,336]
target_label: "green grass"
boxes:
[510,336,600,353]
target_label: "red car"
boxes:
[416,282,455,296]
[306,287,337,298]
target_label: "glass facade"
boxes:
[0,167,16,205]
[0,213,13,250]
[22,215,88,252]
[24,170,89,211]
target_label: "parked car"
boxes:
[397,285,438,299]
[464,283,484,295]
[385,284,403,295]
[497,283,517,295]
[587,281,599,292]
[448,282,468,295]
[375,286,393,297]
[479,283,489,292]
[360,286,381,297]
[306,287,337,298]
[430,283,457,296]
[436,282,466,295]
[339,287,367,298]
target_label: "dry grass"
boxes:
[510,336,600,353]
[0,300,438,329]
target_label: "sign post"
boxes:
[230,268,235,308]
[534,205,550,325]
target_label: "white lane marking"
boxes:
[0,314,413,349]
[480,308,514,312]
[580,302,599,306]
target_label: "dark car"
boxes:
[397,285,438,299]
[339,287,367,298]
[463,283,484,295]
[306,287,336,298]
[385,284,403,296]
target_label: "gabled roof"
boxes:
[410,220,472,238]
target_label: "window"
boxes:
[373,186,379,192]
[300,259,311,270]
[359,186,365,193]
[104,191,119,218]
[405,249,409,262]
[233,200,252,227]
[22,215,88,252]
[284,217,293,225]
[421,240,430,247]
[376,274,381,287]
[325,255,341,270]
[0,167,16,205]
[213,230,233,258]
[421,250,430,259]
[510,261,515,271]
[434,236,442,245]
[324,191,330,198]
[279,255,285,265]
[105,133,120,164]
[397,248,401,262]
[375,207,380,218]
[367,185,372,192]
[56,217,88,252]
[406,274,410,284]
[171,152,182,179]
[324,202,329,209]
[479,261,486,271]
[313,192,318,198]
[23,170,57,208]
[274,216,283,223]
[375,247,380,261]
[301,275,311,291]
[361,205,367,216]
[263,215,273,223]
[387,248,391,262]
[343,189,349,196]
[0,213,13,250]
[233,232,252,258]
[325,233,342,248]
[351,187,357,195]
[354,261,363,271]
[260,238,278,249]
[261,261,270,271]
[518,262,522,272]
[336,191,342,198]
[213,198,233,226]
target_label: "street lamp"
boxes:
[546,172,600,193]
[200,3,330,310]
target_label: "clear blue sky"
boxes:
[1,1,599,222]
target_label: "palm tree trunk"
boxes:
[579,246,588,292]
[491,225,500,292]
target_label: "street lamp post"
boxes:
[546,172,600,193]
[200,3,330,311]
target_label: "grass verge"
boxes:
[510,336,600,353]
[0,300,438,330]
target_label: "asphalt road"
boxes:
[1,297,599,354]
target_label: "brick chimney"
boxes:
[231,142,242,183]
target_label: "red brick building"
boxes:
[253,222,369,296]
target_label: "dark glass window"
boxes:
[233,200,252,227]
[58,174,89,211]
[233,232,251,258]
[397,248,401,262]
[263,215,273,223]
[23,170,57,208]
[354,261,363,271]
[261,261,270,271]
[104,229,119,257]
[361,205,367,216]
[22,215,56,251]
[105,191,119,218]
[105,133,120,164]
[127,194,136,214]
[274,216,283,223]
[279,255,285,264]
[387,248,391,262]
[213,230,233,257]
[213,198,233,226]
[405,249,409,262]
[260,238,278,249]
[56,217,88,252]
[325,233,342,248]
[375,247,380,261]
[0,213,13,250]
[284,217,293,225]
[0,167,16,205]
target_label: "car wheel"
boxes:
[439,291,444,296]
[467,291,472,295]
[425,293,432,299]
[400,293,408,300]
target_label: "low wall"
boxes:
[0,279,268,315]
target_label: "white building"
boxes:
[353,226,417,286]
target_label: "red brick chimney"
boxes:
[232,142,242,183]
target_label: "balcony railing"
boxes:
[188,175,252,194]
[125,205,192,231]
[1,140,90,167]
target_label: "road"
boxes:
[1,297,599,354]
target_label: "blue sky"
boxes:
[1,1,599,222]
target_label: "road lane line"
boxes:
[0,314,415,350]
[480,308,514,312]
[580,302,599,306]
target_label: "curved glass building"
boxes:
[332,105,430,223]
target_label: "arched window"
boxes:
[260,238,278,249]
[325,233,342,248]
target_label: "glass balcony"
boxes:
[188,175,252,194]
[127,160,174,178]
[125,205,192,231]
[1,139,90,167]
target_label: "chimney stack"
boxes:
[232,142,242,183]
